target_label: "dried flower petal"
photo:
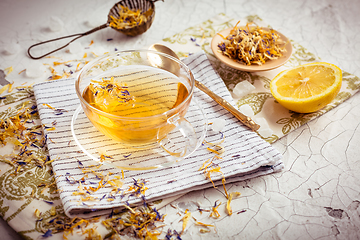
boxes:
[217,21,287,65]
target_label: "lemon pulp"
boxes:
[270,62,342,113]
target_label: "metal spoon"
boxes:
[149,44,260,131]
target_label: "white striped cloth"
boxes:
[33,51,283,218]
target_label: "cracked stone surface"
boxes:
[0,0,359,239]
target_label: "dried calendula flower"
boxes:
[217,21,288,65]
[0,84,9,94]
[200,228,211,233]
[180,209,192,234]
[4,66,13,76]
[226,192,241,215]
[34,209,41,218]
[109,5,153,30]
[195,221,215,231]
[97,148,113,162]
[88,77,134,113]
[102,203,164,239]
[209,200,221,219]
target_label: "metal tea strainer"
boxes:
[27,0,158,59]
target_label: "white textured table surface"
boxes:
[1,0,360,239]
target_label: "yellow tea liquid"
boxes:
[82,66,190,145]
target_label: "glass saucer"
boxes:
[71,97,208,171]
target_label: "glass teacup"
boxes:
[75,50,199,160]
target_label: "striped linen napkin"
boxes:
[33,51,283,218]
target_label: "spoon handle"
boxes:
[195,80,260,131]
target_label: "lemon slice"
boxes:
[270,62,342,113]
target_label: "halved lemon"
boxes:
[270,62,342,113]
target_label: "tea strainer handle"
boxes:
[27,23,108,60]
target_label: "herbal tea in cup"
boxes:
[76,50,197,155]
